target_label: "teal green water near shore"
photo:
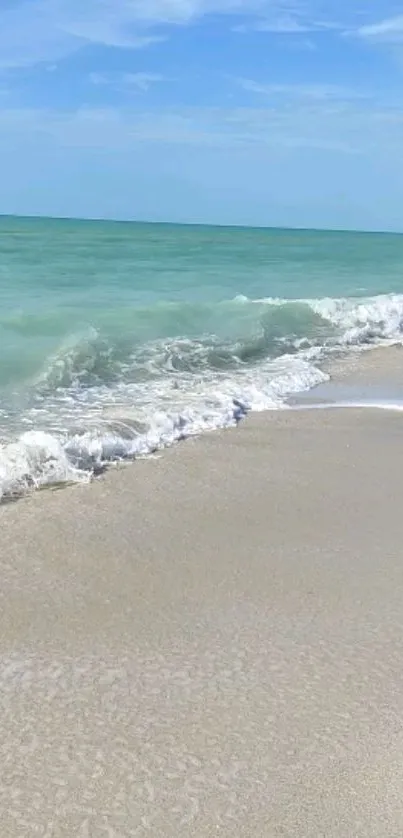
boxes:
[1,215,403,498]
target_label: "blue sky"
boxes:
[1,0,403,230]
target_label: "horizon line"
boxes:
[0,212,401,237]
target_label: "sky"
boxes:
[1,0,403,230]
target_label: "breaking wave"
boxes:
[1,291,403,501]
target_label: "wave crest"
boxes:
[26,293,403,393]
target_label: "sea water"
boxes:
[1,215,403,499]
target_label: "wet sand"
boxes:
[294,344,403,405]
[2,357,403,834]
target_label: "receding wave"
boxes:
[1,291,403,501]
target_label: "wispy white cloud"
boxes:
[236,78,370,102]
[255,17,311,32]
[1,100,402,158]
[0,0,172,68]
[0,0,350,69]
[234,15,312,34]
[355,15,403,43]
[235,14,344,34]
[0,1,159,67]
[90,72,166,92]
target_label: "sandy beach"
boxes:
[2,355,403,835]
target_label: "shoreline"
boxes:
[2,343,403,506]
[2,381,403,833]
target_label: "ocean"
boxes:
[1,215,403,500]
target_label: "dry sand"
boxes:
[2,360,403,835]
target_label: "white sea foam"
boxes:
[0,431,90,500]
[304,293,403,346]
[0,355,327,500]
[243,292,403,346]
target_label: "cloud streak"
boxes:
[0,0,361,69]
[356,15,403,43]
[235,13,344,34]
[0,0,174,67]
[236,78,372,102]
[1,100,402,158]
[90,72,166,92]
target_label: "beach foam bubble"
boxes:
[0,431,90,501]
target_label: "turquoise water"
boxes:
[1,215,403,498]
